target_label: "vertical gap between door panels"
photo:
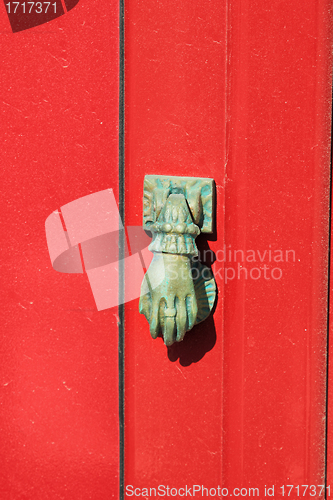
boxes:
[325,96,333,499]
[118,0,125,496]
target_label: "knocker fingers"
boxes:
[186,294,198,331]
[149,295,161,339]
[175,297,187,342]
[162,296,177,346]
[139,292,151,321]
[163,316,176,346]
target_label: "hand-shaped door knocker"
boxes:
[139,175,216,346]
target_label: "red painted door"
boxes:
[1,0,333,498]
[0,1,120,498]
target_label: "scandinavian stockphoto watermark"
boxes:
[195,245,296,284]
[166,246,295,285]
[45,189,296,311]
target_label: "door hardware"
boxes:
[139,175,216,346]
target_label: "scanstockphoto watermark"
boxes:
[222,262,284,283]
[126,484,331,498]
[195,245,296,284]
[156,245,296,285]
[45,186,298,310]
[125,484,263,497]
[199,245,296,265]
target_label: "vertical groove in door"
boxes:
[118,0,125,496]
[325,99,333,499]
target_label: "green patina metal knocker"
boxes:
[139,175,216,346]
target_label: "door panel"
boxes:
[124,0,226,490]
[224,0,332,491]
[0,1,120,498]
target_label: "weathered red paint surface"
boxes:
[0,0,332,497]
[124,0,332,496]
[0,1,120,498]
[224,0,332,493]
[124,0,226,491]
